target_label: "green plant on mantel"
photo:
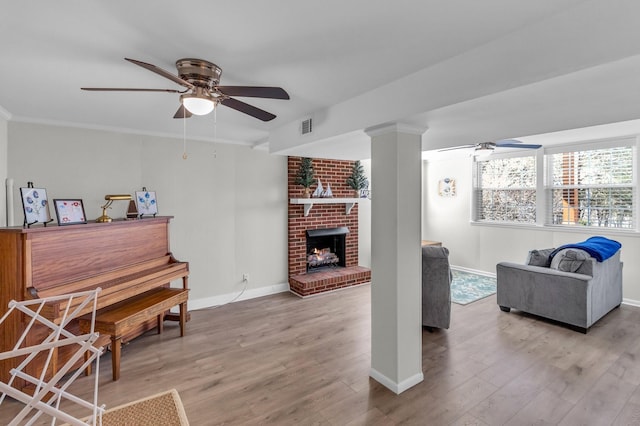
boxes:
[346,160,369,194]
[295,157,316,197]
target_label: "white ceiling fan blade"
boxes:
[437,144,476,152]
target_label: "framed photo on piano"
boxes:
[53,199,87,225]
[20,186,52,226]
[135,190,158,217]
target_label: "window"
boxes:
[470,138,637,230]
[474,154,536,223]
[548,144,635,228]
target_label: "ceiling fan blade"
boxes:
[217,86,290,100]
[438,144,476,152]
[81,87,184,93]
[125,58,194,90]
[498,143,542,149]
[173,105,192,119]
[495,139,522,146]
[221,98,276,122]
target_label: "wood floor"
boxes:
[3,284,640,425]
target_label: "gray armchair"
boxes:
[422,246,451,329]
[496,248,623,333]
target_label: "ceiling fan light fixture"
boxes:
[181,94,215,115]
[474,145,494,157]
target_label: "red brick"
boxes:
[288,156,369,295]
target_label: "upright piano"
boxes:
[0,216,189,390]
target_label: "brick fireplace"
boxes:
[288,157,371,297]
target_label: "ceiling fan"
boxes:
[438,139,542,156]
[82,58,290,122]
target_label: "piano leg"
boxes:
[157,313,164,334]
[179,302,186,337]
[84,352,91,376]
[111,336,121,381]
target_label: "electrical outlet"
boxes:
[242,273,249,282]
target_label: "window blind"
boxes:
[474,155,536,223]
[548,145,634,228]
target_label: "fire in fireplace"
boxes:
[306,227,348,273]
[308,247,339,268]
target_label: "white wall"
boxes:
[423,155,640,304]
[0,116,7,227]
[7,121,288,306]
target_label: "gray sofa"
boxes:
[422,245,451,329]
[496,247,623,333]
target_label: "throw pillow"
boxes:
[526,248,555,267]
[550,248,589,273]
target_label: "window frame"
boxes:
[470,136,639,233]
[472,150,538,225]
[544,137,636,230]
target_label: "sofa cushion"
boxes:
[526,248,555,267]
[550,248,590,273]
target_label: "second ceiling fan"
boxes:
[439,139,542,156]
[82,58,290,122]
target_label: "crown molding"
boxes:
[251,138,270,151]
[0,104,11,120]
[9,115,250,146]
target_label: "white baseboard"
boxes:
[188,282,290,311]
[450,265,496,278]
[369,368,424,395]
[183,277,640,312]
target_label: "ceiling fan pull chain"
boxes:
[213,106,217,159]
[183,114,188,160]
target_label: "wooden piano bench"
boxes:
[78,287,189,381]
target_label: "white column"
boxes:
[365,122,426,394]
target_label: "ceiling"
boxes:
[3,1,640,160]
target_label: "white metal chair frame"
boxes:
[0,288,105,425]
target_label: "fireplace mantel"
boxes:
[290,197,364,217]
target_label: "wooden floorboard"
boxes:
[2,284,640,425]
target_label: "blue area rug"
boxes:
[451,270,497,305]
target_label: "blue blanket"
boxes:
[550,236,621,262]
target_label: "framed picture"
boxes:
[53,199,87,225]
[438,178,456,197]
[135,190,158,216]
[20,187,52,226]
